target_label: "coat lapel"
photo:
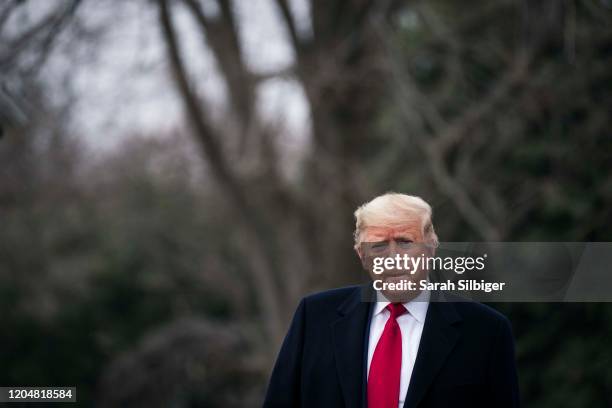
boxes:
[404,299,462,407]
[332,286,371,408]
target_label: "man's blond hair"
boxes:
[353,193,438,250]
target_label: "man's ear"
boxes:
[356,245,368,269]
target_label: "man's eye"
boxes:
[397,240,413,247]
[371,242,388,249]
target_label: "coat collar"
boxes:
[332,286,371,408]
[404,294,462,407]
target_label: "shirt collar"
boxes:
[373,289,430,324]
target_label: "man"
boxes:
[264,193,519,407]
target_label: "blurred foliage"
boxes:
[1,117,254,406]
[384,2,612,405]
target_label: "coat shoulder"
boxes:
[452,299,511,327]
[301,285,362,314]
[303,285,361,303]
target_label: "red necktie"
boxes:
[368,303,407,408]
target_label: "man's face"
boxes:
[358,224,432,300]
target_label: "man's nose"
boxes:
[388,240,399,256]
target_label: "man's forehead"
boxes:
[362,225,421,239]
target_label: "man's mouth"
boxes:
[382,271,412,279]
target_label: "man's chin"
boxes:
[379,275,420,302]
[384,274,412,283]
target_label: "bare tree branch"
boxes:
[376,17,505,240]
[0,0,19,31]
[182,0,254,138]
[0,0,81,71]
[157,0,285,345]
[273,0,302,54]
[431,49,532,155]
[251,64,295,82]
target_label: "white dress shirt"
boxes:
[367,289,430,408]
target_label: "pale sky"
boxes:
[36,0,311,154]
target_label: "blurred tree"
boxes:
[153,0,612,349]
[156,0,400,346]
[380,0,612,243]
